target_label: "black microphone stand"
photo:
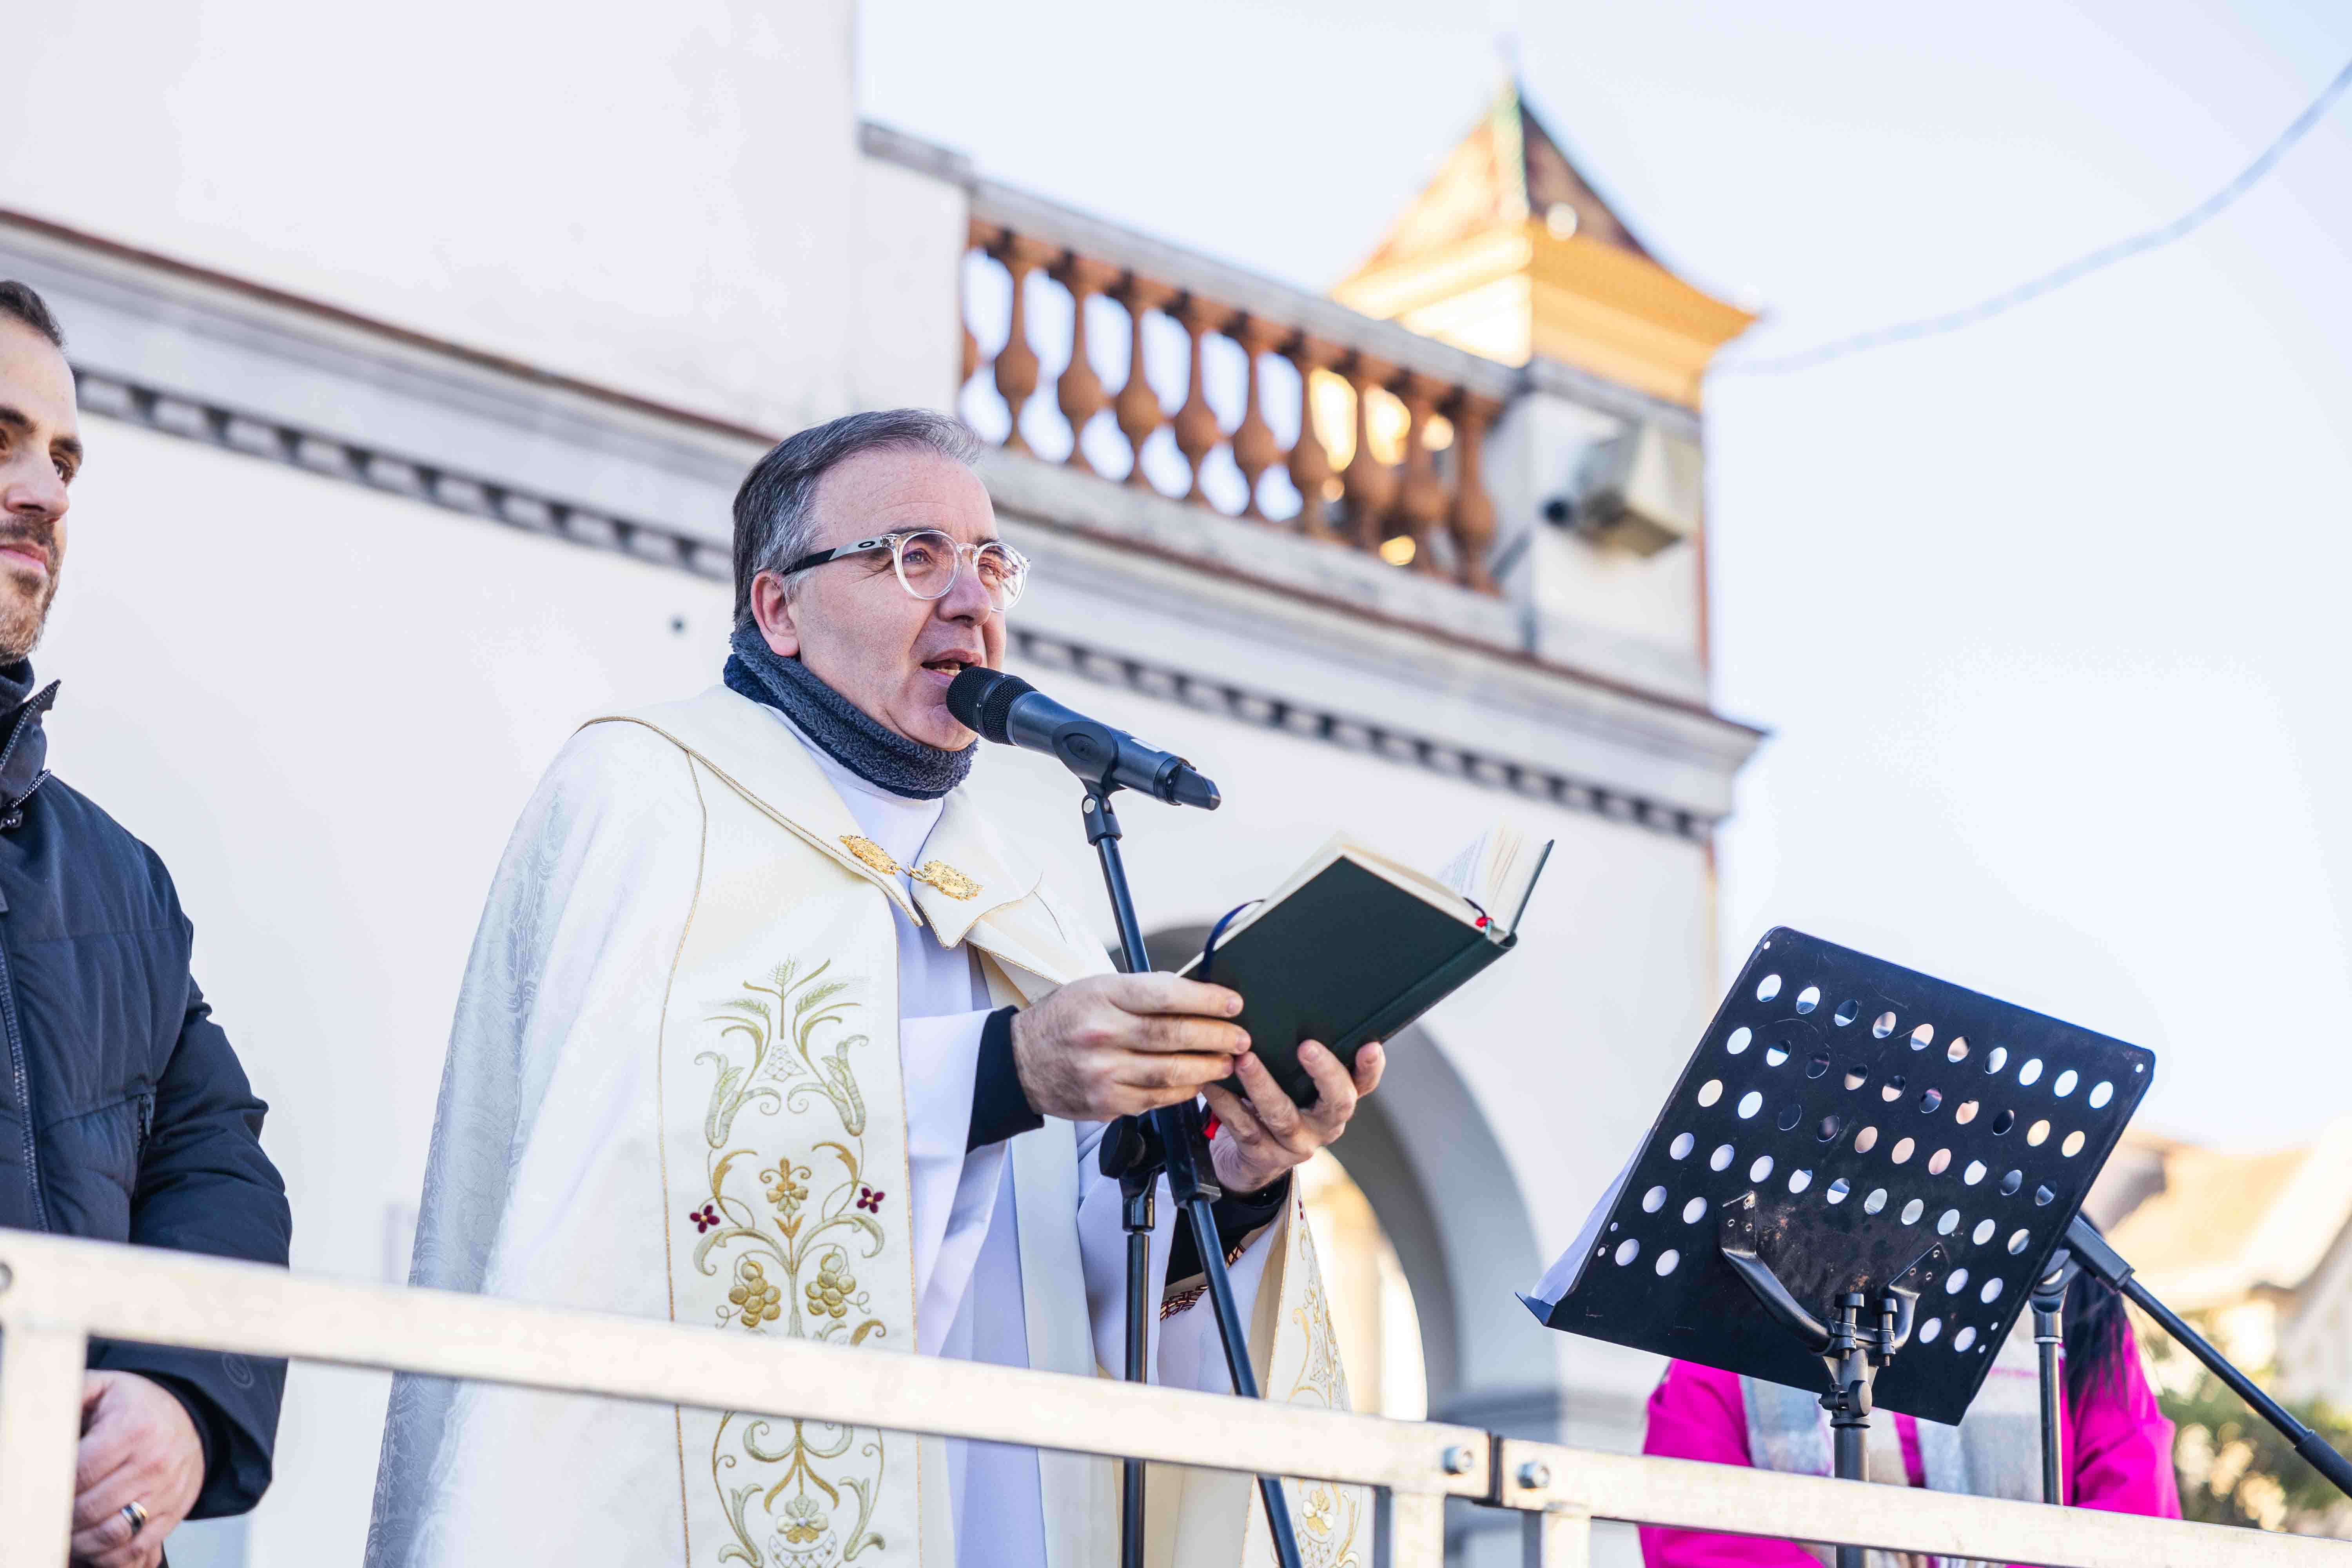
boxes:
[2063,1214,2352,1503]
[1077,784,1306,1568]
[2028,1245,2079,1504]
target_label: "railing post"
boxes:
[0,1310,91,1563]
[1387,1490,1446,1567]
[1523,1506,1593,1568]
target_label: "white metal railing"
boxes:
[0,1232,2343,1567]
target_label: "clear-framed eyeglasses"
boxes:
[780,529,1029,612]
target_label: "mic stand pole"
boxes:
[1080,786,1306,1568]
[2063,1214,2352,1502]
[2029,1247,2078,1505]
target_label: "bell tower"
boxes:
[1333,79,1752,410]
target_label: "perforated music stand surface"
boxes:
[1528,927,2152,1425]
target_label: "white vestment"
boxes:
[366,685,1365,1568]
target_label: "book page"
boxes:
[1436,823,1552,933]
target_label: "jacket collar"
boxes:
[0,665,58,828]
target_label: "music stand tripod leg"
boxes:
[2065,1216,2352,1503]
[1082,788,1307,1568]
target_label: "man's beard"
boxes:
[0,519,62,664]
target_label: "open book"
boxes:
[1179,825,1553,1106]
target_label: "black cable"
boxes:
[1715,56,2352,377]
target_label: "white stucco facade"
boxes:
[0,10,1759,1564]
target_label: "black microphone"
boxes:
[947,668,1220,810]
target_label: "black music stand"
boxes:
[1524,929,2154,1563]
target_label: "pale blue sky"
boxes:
[860,1,2352,1146]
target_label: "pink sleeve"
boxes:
[2066,1344,2182,1519]
[1641,1361,1822,1568]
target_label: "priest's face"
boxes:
[756,446,1005,749]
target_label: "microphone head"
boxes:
[1172,767,1221,811]
[945,666,1032,745]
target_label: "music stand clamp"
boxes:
[1719,1191,1938,1568]
[1075,785,1305,1568]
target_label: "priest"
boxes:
[367,409,1384,1568]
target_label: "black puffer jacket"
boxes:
[0,666,290,1518]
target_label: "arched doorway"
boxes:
[1297,1149,1426,1419]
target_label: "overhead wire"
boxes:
[1713,55,2352,377]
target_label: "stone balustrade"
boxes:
[958,184,1523,594]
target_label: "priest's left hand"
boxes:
[1203,1040,1385,1197]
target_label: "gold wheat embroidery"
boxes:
[695,960,893,1565]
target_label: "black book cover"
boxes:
[1185,858,1508,1106]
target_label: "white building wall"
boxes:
[10,0,882,433]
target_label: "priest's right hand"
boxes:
[1010,974,1248,1120]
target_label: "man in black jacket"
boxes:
[0,281,291,1567]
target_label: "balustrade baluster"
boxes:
[1050,255,1118,475]
[1446,393,1501,593]
[1228,318,1280,520]
[1171,296,1232,505]
[1284,338,1339,539]
[1394,374,1449,575]
[1112,277,1174,490]
[1341,356,1399,552]
[962,222,1002,395]
[989,234,1053,456]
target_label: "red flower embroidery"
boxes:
[688,1201,722,1234]
[855,1187,886,1214]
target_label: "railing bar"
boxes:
[0,1233,1483,1497]
[1498,1438,2345,1568]
[4,1235,2347,1567]
[0,1318,89,1561]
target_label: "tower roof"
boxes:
[1332,76,1753,408]
[1352,79,1656,278]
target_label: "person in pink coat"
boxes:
[1639,1265,2180,1566]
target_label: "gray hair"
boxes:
[731,408,981,634]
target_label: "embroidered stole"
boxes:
[662,754,923,1566]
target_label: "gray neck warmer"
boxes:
[723,626,975,801]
